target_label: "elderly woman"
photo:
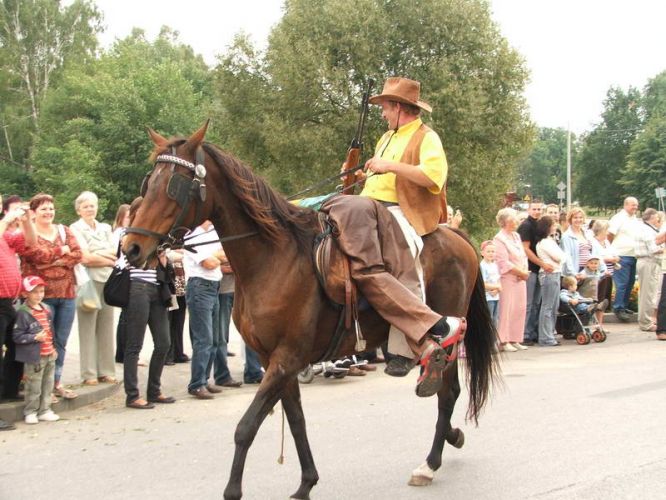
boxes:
[70,191,117,385]
[560,207,605,280]
[21,193,82,399]
[591,220,620,326]
[493,208,530,352]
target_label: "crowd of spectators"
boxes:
[480,197,665,353]
[0,191,264,430]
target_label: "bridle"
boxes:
[124,145,208,251]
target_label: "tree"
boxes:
[213,0,534,237]
[575,87,642,209]
[30,28,212,222]
[620,117,666,206]
[0,0,101,198]
[620,71,666,205]
[515,127,571,203]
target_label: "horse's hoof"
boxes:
[408,462,434,487]
[452,428,465,449]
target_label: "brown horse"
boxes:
[124,122,499,500]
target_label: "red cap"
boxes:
[22,276,46,292]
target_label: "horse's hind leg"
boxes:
[223,365,288,500]
[281,378,319,499]
[409,363,463,487]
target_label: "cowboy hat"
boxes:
[368,77,432,113]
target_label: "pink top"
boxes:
[493,230,528,279]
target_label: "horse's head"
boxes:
[123,120,213,266]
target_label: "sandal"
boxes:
[83,379,99,386]
[97,376,117,384]
[54,386,78,399]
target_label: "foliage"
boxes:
[575,87,643,209]
[621,117,666,206]
[30,28,212,223]
[515,127,573,203]
[0,0,102,200]
[212,0,534,237]
[619,71,666,207]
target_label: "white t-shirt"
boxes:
[608,209,642,257]
[183,225,223,281]
[536,236,566,274]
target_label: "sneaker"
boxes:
[512,342,528,350]
[415,340,447,397]
[24,413,39,425]
[502,343,518,352]
[38,410,60,422]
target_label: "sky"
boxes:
[93,0,666,134]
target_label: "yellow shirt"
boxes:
[360,118,447,203]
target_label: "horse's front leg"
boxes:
[409,361,464,486]
[281,377,319,499]
[223,361,290,500]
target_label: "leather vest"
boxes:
[395,124,447,235]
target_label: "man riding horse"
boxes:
[322,77,466,398]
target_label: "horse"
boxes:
[123,122,499,500]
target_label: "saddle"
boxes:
[313,213,360,331]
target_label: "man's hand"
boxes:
[364,157,393,175]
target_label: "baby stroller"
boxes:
[556,302,607,344]
[556,276,607,345]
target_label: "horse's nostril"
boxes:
[126,243,140,262]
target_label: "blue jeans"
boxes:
[538,272,560,345]
[186,277,219,392]
[487,300,499,328]
[212,293,263,383]
[612,256,637,312]
[43,298,76,384]
[210,292,233,384]
[523,271,541,342]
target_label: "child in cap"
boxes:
[13,276,60,424]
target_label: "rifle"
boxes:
[340,79,374,195]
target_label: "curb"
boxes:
[602,311,638,324]
[0,381,121,424]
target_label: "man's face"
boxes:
[545,206,559,219]
[380,101,400,130]
[528,203,543,219]
[625,198,639,215]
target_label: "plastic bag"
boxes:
[76,279,102,311]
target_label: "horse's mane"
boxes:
[195,142,318,250]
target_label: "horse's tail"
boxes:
[463,267,501,425]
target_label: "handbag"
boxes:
[103,264,130,308]
[76,279,102,311]
[104,265,130,307]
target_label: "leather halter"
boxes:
[125,146,207,251]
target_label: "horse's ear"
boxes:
[184,119,210,151]
[147,127,169,147]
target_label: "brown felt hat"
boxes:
[368,77,432,113]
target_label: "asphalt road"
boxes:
[2,321,666,500]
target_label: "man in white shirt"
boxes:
[184,221,232,399]
[608,197,642,321]
[635,208,665,331]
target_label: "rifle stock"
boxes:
[341,79,374,195]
